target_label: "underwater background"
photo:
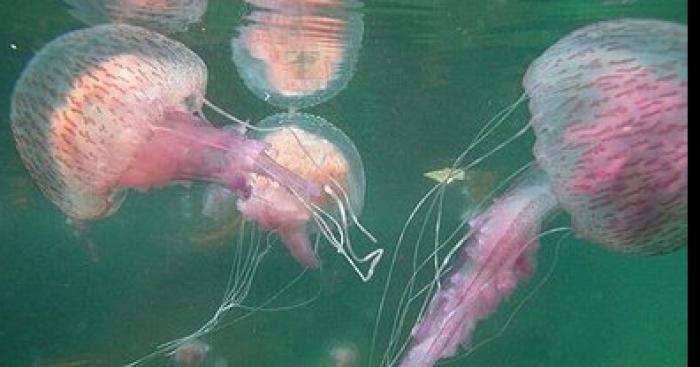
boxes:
[0,0,686,366]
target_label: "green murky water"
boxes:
[0,1,686,366]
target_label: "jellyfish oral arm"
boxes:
[115,110,319,200]
[114,109,323,267]
[115,111,255,195]
[399,169,558,367]
[279,225,319,267]
[236,187,321,268]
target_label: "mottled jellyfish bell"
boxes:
[206,112,381,279]
[232,0,364,109]
[64,0,208,34]
[10,24,316,230]
[381,19,687,367]
[524,18,688,255]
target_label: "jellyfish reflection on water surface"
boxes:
[64,0,208,34]
[374,19,687,367]
[232,0,364,110]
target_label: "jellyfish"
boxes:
[9,23,375,271]
[125,113,382,366]
[320,340,360,367]
[232,0,364,109]
[373,19,687,367]
[64,0,208,34]
[172,339,210,366]
[207,112,382,274]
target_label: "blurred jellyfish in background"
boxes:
[319,340,360,367]
[172,339,211,366]
[372,18,687,367]
[64,0,208,34]
[232,0,364,110]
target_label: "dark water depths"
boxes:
[0,1,687,366]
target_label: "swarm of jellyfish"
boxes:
[9,0,686,366]
[13,0,379,365]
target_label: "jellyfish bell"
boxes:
[10,24,318,232]
[236,112,380,277]
[375,18,687,367]
[232,0,364,109]
[523,18,688,255]
[13,23,202,220]
[64,0,208,34]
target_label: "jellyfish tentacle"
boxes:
[322,183,383,282]
[327,175,377,243]
[453,93,527,168]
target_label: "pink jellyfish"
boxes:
[232,0,364,109]
[9,24,366,268]
[207,112,381,275]
[64,0,208,34]
[387,18,687,367]
[124,111,381,366]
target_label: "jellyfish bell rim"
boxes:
[523,18,688,98]
[251,112,366,219]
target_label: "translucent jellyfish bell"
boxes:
[239,112,381,280]
[232,0,364,109]
[523,19,688,254]
[253,112,366,219]
[11,24,205,219]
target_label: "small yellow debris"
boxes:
[423,167,466,184]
